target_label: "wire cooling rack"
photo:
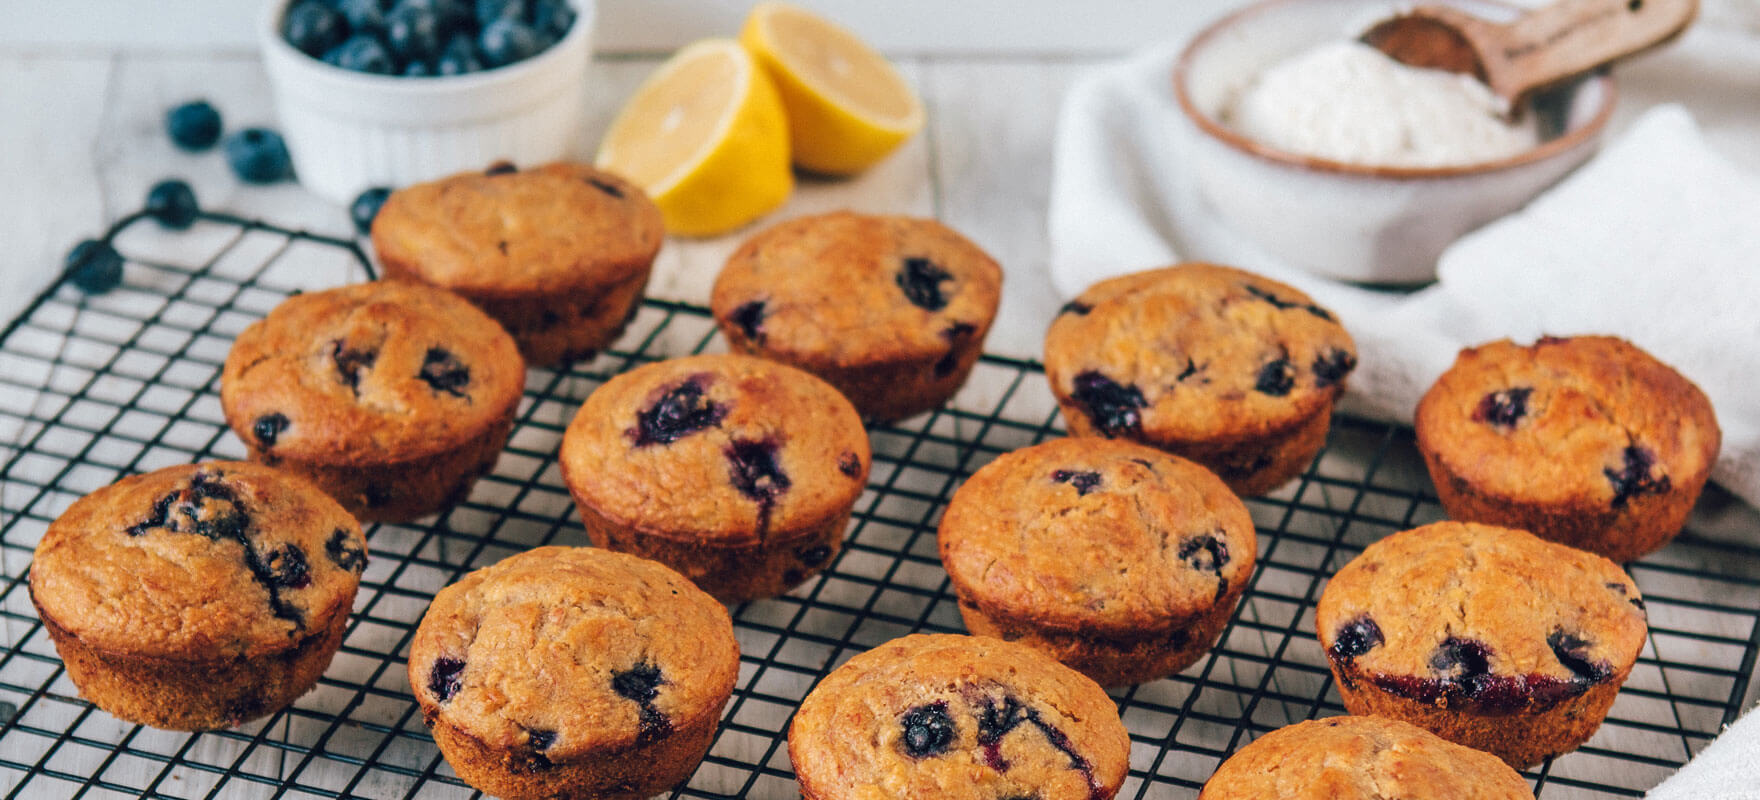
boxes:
[0,209,1757,800]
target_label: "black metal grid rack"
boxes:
[1,209,1757,800]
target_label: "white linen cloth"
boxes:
[1046,34,1760,513]
[1648,708,1760,799]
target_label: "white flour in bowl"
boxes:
[1221,40,1540,168]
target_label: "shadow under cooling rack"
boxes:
[0,213,1757,799]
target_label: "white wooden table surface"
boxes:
[3,2,1760,798]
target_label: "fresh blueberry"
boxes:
[145,179,200,230]
[418,347,471,396]
[531,0,576,40]
[385,0,445,64]
[1330,615,1384,661]
[896,256,952,311]
[64,240,123,294]
[475,0,530,26]
[479,17,541,68]
[429,656,466,702]
[327,33,397,74]
[337,0,389,33]
[165,100,223,152]
[632,379,726,446]
[899,702,956,758]
[350,187,392,235]
[223,128,293,184]
[283,1,348,57]
[436,33,483,75]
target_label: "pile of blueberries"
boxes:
[283,0,577,77]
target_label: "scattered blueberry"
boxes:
[1474,387,1533,429]
[437,33,485,74]
[1050,469,1101,496]
[1330,616,1384,661]
[1313,349,1356,389]
[336,0,388,34]
[254,412,290,448]
[145,179,200,229]
[325,528,367,573]
[899,702,956,758]
[1255,358,1295,396]
[223,128,293,184]
[429,656,466,701]
[731,299,767,342]
[283,1,348,57]
[64,239,124,293]
[896,256,952,311]
[165,100,223,151]
[327,33,397,74]
[478,17,541,68]
[1605,444,1670,509]
[633,379,726,446]
[350,187,393,235]
[1069,371,1145,437]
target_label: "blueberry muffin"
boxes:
[559,353,870,601]
[1315,521,1648,768]
[1044,264,1357,496]
[939,437,1257,686]
[220,280,525,522]
[1199,716,1533,800]
[409,546,739,800]
[371,162,663,365]
[710,211,1003,422]
[1415,336,1720,563]
[789,633,1130,800]
[29,462,366,731]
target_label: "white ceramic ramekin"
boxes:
[1174,0,1615,285]
[259,0,595,204]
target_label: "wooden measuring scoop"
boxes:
[1361,0,1697,113]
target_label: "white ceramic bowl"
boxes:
[1173,0,1615,284]
[259,0,596,204]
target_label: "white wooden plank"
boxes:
[0,54,112,330]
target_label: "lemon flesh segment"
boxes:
[596,39,793,237]
[741,2,925,176]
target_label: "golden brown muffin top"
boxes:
[939,437,1257,635]
[1316,522,1648,713]
[220,280,525,464]
[1415,336,1720,509]
[1199,716,1534,800]
[408,547,739,765]
[788,634,1130,800]
[1044,264,1356,443]
[560,353,870,546]
[710,211,1003,367]
[370,163,662,294]
[29,462,365,660]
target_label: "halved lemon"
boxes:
[596,39,793,237]
[740,2,925,176]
